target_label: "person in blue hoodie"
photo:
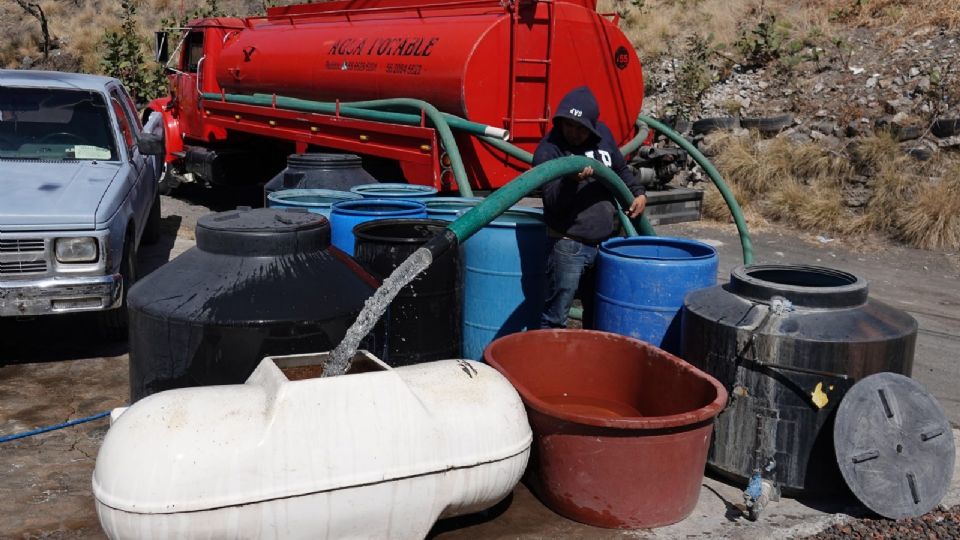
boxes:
[534,86,647,329]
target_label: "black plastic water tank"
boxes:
[127,207,377,402]
[353,219,462,366]
[263,153,377,198]
[681,264,918,493]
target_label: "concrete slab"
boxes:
[1,205,957,538]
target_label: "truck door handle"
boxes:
[196,56,206,96]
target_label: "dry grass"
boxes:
[702,132,960,249]
[821,0,960,35]
[895,173,960,250]
[1,0,297,72]
[598,0,958,65]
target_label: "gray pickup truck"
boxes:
[0,70,164,339]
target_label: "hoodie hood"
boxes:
[552,86,602,140]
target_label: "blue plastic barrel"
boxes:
[349,183,439,200]
[329,199,427,255]
[266,189,361,218]
[460,208,547,360]
[595,236,718,355]
[424,197,484,220]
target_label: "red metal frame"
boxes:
[201,98,441,186]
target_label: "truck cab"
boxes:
[0,70,164,338]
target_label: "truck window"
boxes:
[184,31,204,73]
[117,87,142,129]
[0,87,118,161]
[111,97,135,152]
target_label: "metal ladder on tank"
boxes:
[504,0,556,137]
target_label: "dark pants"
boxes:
[540,237,599,329]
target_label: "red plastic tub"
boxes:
[484,329,727,529]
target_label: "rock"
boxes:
[811,121,839,136]
[910,67,921,77]
[905,146,933,161]
[843,187,871,208]
[866,76,878,88]
[892,111,911,124]
[876,115,922,141]
[787,131,813,144]
[849,175,870,186]
[937,135,960,148]
[917,76,932,91]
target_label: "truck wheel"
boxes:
[158,172,180,196]
[142,193,162,245]
[97,236,136,342]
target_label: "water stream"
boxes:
[324,247,434,376]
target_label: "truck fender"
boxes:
[145,97,184,164]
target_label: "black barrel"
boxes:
[263,153,378,199]
[353,219,462,367]
[127,207,377,402]
[681,264,918,493]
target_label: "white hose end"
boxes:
[485,126,510,141]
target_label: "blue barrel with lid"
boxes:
[595,236,718,355]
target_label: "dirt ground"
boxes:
[1,192,958,539]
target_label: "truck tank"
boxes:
[213,0,644,188]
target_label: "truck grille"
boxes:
[0,238,45,253]
[0,260,47,274]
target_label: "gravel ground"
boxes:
[804,504,960,540]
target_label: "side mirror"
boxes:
[155,31,169,64]
[138,132,165,156]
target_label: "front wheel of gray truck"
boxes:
[97,235,137,341]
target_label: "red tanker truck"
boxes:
[148,0,647,192]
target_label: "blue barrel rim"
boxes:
[331,198,428,216]
[349,183,439,197]
[352,218,452,244]
[424,196,484,211]
[600,236,717,261]
[267,188,362,207]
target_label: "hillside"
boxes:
[3,0,958,249]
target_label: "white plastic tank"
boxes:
[92,351,532,539]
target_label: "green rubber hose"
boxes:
[447,156,654,243]
[329,98,476,196]
[483,115,754,264]
[636,115,754,264]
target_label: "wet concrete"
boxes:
[1,200,958,538]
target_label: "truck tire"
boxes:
[740,114,794,134]
[691,117,739,135]
[142,193,161,245]
[931,118,960,138]
[97,235,136,342]
[158,172,180,196]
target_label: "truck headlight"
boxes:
[55,237,99,263]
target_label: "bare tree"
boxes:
[13,0,52,59]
